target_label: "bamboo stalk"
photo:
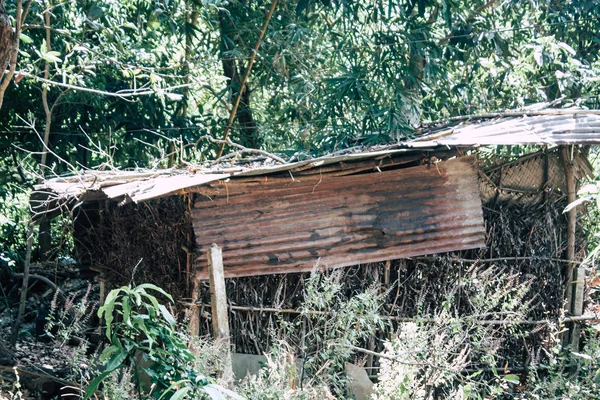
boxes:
[217,0,279,158]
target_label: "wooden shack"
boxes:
[32,109,600,361]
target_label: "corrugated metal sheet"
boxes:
[416,111,600,145]
[37,171,230,204]
[193,157,485,279]
[34,110,600,208]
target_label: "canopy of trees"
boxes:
[0,0,599,185]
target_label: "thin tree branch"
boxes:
[192,134,287,164]
[12,273,65,301]
[217,0,279,158]
[40,3,52,173]
[15,71,191,99]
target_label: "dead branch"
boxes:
[15,71,191,99]
[192,134,287,164]
[12,272,65,301]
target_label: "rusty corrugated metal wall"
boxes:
[192,156,485,279]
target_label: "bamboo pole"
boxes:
[560,145,581,348]
[216,0,279,158]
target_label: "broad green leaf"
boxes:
[167,386,192,400]
[572,352,593,361]
[137,283,174,302]
[159,304,176,326]
[503,374,520,385]
[157,380,191,400]
[533,47,543,66]
[20,34,33,44]
[123,297,132,327]
[99,288,122,338]
[83,371,112,399]
[105,348,129,372]
[557,42,576,56]
[99,344,119,362]
[564,196,591,212]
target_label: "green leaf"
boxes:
[105,348,129,372]
[503,374,520,385]
[533,47,544,66]
[137,283,174,302]
[99,344,119,362]
[167,386,192,400]
[158,304,176,326]
[20,34,34,44]
[123,297,132,327]
[564,196,591,212]
[557,42,576,56]
[99,288,122,338]
[157,380,191,400]
[83,371,112,399]
[88,5,104,20]
[203,385,225,400]
[572,351,593,361]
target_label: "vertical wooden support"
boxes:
[207,244,233,382]
[208,244,230,340]
[560,145,582,348]
[99,276,105,305]
[188,276,200,337]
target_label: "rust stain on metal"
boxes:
[193,156,485,279]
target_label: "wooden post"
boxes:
[208,244,230,340]
[560,145,582,348]
[188,276,200,337]
[207,244,233,382]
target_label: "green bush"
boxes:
[87,283,241,400]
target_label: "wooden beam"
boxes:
[208,244,230,340]
[207,244,233,382]
[188,276,201,337]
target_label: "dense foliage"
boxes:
[1,0,599,174]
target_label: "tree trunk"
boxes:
[0,0,14,76]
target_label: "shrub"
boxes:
[86,283,241,400]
